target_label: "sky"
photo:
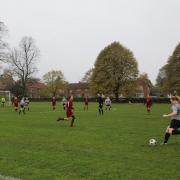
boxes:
[0,0,180,84]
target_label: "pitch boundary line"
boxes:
[0,174,22,180]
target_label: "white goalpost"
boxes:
[0,90,11,106]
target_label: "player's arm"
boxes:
[163,110,177,118]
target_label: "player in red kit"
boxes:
[57,95,76,127]
[84,95,89,110]
[13,96,19,112]
[51,96,57,110]
[146,95,152,113]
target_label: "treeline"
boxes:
[0,22,179,98]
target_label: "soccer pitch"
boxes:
[0,103,180,180]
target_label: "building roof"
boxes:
[28,82,46,89]
[68,82,89,90]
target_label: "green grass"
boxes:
[0,102,180,180]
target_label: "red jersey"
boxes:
[66,99,74,117]
[13,97,19,107]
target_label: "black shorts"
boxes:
[99,104,103,109]
[170,119,180,129]
[106,104,111,106]
[20,105,24,109]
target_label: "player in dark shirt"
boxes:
[57,95,76,127]
[97,94,104,115]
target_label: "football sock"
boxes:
[70,116,75,127]
[164,133,170,143]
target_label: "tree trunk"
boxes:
[22,80,26,97]
[115,92,119,102]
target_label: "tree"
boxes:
[0,22,8,62]
[121,80,138,97]
[156,65,168,95]
[156,66,167,87]
[91,42,138,100]
[43,70,68,96]
[0,69,14,90]
[165,43,180,94]
[156,43,180,95]
[7,36,40,96]
[81,68,94,83]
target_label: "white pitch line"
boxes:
[0,174,22,180]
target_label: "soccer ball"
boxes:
[149,139,157,146]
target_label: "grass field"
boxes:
[0,102,180,180]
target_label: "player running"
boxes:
[13,96,19,112]
[83,95,89,110]
[105,97,111,111]
[57,95,76,127]
[146,95,152,113]
[62,96,67,110]
[1,97,5,107]
[97,94,104,115]
[52,96,57,110]
[162,96,180,144]
[19,97,26,115]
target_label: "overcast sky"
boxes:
[1,0,180,83]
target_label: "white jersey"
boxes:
[20,99,25,106]
[105,98,111,105]
[62,98,67,104]
[25,99,29,106]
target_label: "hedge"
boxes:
[29,97,171,103]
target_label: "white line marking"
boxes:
[0,174,22,180]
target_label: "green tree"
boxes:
[91,42,138,100]
[43,70,68,96]
[0,69,14,90]
[81,68,94,83]
[156,65,168,94]
[156,43,180,95]
[165,43,180,94]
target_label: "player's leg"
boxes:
[70,115,75,127]
[53,104,56,110]
[163,120,177,143]
[98,105,101,115]
[101,105,104,115]
[57,117,68,121]
[23,107,26,114]
[19,106,22,114]
[147,105,151,113]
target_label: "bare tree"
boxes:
[7,36,40,96]
[0,21,8,62]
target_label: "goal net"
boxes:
[0,91,11,106]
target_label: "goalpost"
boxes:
[0,90,11,106]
